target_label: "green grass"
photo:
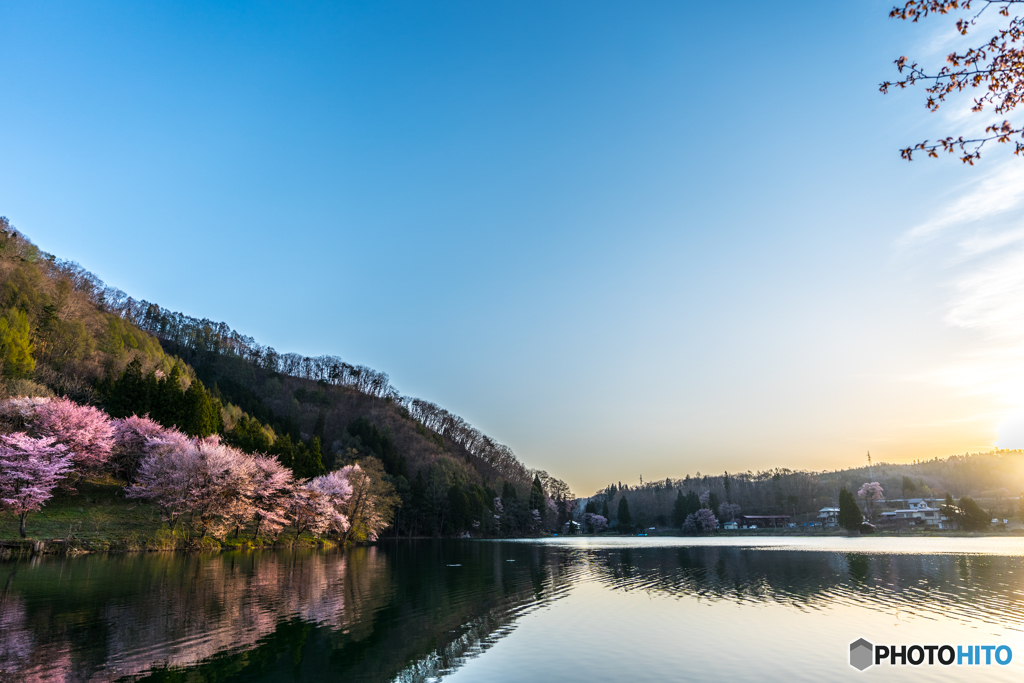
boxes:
[0,479,333,554]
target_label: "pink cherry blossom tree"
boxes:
[694,508,718,534]
[337,459,398,542]
[249,454,295,540]
[192,436,258,540]
[0,397,51,432]
[130,433,261,540]
[127,430,198,529]
[583,512,608,532]
[857,482,884,521]
[32,398,115,476]
[111,415,167,482]
[683,509,719,535]
[287,485,335,541]
[0,433,74,537]
[306,469,353,537]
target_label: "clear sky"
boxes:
[2,1,1021,495]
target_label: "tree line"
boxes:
[0,220,573,539]
[0,220,535,494]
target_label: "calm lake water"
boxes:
[3,536,1024,681]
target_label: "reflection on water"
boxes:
[0,543,576,682]
[0,538,1023,681]
[584,545,1024,630]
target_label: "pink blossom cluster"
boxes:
[0,395,360,541]
[0,397,51,424]
[0,432,74,537]
[857,482,884,502]
[130,432,354,541]
[693,508,718,534]
[33,398,115,473]
[0,397,118,476]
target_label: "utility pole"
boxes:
[867,451,873,480]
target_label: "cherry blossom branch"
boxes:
[883,1,1024,160]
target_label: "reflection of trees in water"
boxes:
[390,544,580,683]
[586,546,1024,630]
[0,541,579,682]
[0,549,380,681]
[5,544,1021,682]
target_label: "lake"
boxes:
[2,536,1024,681]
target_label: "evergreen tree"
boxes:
[584,499,597,514]
[273,433,295,469]
[409,470,426,536]
[466,486,486,528]
[501,481,518,504]
[179,377,222,437]
[102,357,150,418]
[448,484,469,532]
[672,490,686,528]
[346,417,405,477]
[957,496,990,531]
[685,490,700,517]
[838,487,862,531]
[483,484,498,509]
[618,496,632,530]
[307,436,326,477]
[225,414,274,454]
[291,436,326,479]
[708,492,720,513]
[529,475,545,511]
[941,492,959,526]
[153,364,185,427]
[601,500,609,519]
[102,360,223,438]
[313,410,326,443]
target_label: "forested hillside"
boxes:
[0,217,574,537]
[587,449,1024,531]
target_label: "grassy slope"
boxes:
[0,479,331,554]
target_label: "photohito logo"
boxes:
[849,639,1012,671]
[850,639,873,671]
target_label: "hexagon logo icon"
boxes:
[850,638,874,671]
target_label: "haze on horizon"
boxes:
[2,1,1021,495]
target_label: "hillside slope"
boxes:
[0,217,571,537]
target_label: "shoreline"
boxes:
[5,527,1023,558]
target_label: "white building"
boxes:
[818,507,840,527]
[880,506,949,528]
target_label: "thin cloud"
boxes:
[902,159,1024,446]
[901,162,1024,244]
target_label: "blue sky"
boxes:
[2,1,1019,494]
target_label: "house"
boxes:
[818,507,840,527]
[880,506,949,528]
[738,515,790,529]
[723,521,738,530]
